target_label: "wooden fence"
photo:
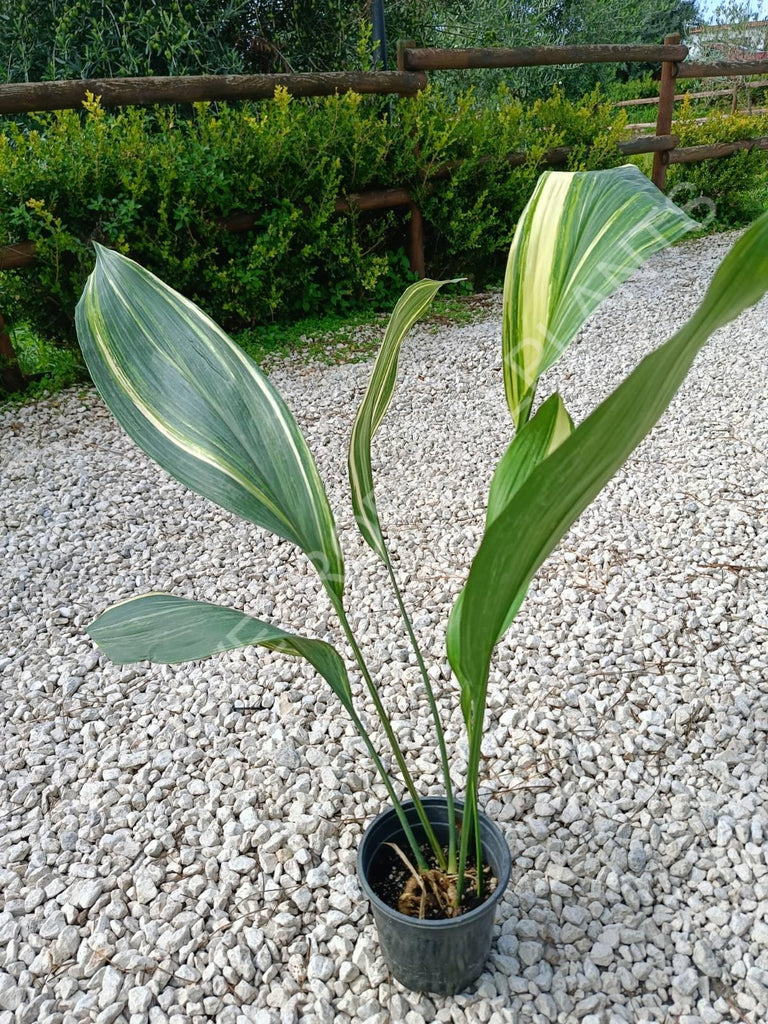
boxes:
[615,79,768,114]
[0,70,426,114]
[2,38,768,391]
[396,35,768,191]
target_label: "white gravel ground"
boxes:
[2,230,768,1024]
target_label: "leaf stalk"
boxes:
[330,591,447,870]
[383,552,457,874]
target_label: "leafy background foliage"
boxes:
[0,0,250,80]
[0,0,766,398]
[0,85,626,348]
[0,1,699,96]
[667,103,768,227]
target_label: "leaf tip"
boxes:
[92,241,117,268]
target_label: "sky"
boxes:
[696,0,767,22]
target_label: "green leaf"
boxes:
[76,245,344,598]
[503,165,697,430]
[348,278,456,560]
[446,392,572,723]
[451,208,768,705]
[88,593,353,710]
[486,392,573,529]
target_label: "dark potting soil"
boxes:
[368,840,497,920]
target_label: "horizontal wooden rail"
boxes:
[678,60,768,79]
[0,192,428,277]
[224,188,416,231]
[429,133,681,179]
[615,87,734,106]
[629,109,767,130]
[0,240,36,270]
[0,70,426,114]
[224,188,425,276]
[401,43,688,72]
[669,135,768,162]
[619,133,680,155]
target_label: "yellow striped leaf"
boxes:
[503,165,697,430]
[348,278,455,559]
[88,593,353,710]
[76,246,344,598]
[451,209,768,712]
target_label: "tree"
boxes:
[539,0,699,44]
[382,0,701,100]
[234,1,373,73]
[694,2,768,59]
[0,0,252,82]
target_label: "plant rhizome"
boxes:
[371,840,496,920]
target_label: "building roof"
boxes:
[688,20,768,34]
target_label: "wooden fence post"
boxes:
[396,39,415,73]
[652,33,682,192]
[0,312,25,394]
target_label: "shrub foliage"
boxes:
[0,85,626,343]
[667,100,768,229]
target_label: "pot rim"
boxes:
[357,797,512,930]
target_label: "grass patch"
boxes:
[1,286,498,405]
[234,308,388,370]
[1,323,86,404]
[233,287,495,371]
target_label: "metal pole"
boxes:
[372,0,388,70]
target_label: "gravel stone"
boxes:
[127,986,153,1014]
[306,867,330,889]
[70,880,103,909]
[673,968,700,997]
[98,967,124,1009]
[693,939,720,977]
[308,955,335,982]
[627,843,647,874]
[518,941,543,967]
[0,976,23,1013]
[589,942,614,967]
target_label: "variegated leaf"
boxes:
[451,209,768,707]
[76,246,344,598]
[88,593,353,709]
[446,392,573,723]
[503,165,697,430]
[348,278,456,559]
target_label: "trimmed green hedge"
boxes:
[0,84,626,345]
[667,102,768,230]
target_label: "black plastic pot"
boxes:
[357,798,511,994]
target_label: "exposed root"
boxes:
[381,843,497,920]
[398,868,465,918]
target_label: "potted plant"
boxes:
[75,166,768,994]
